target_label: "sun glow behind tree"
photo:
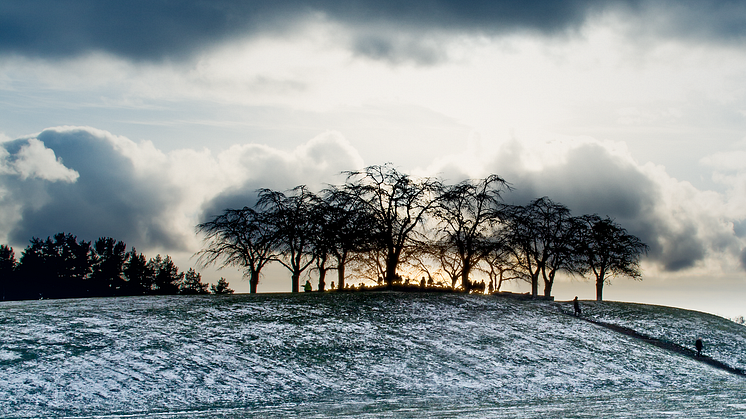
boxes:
[196,166,648,298]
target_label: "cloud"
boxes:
[700,150,746,171]
[3,1,746,63]
[0,1,301,61]
[0,138,79,182]
[425,133,745,274]
[3,124,746,278]
[201,130,364,219]
[0,127,188,251]
[0,127,364,258]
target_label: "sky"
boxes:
[2,0,746,317]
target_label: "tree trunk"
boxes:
[291,272,300,293]
[385,248,399,287]
[531,271,539,297]
[461,260,471,291]
[543,270,554,298]
[318,268,326,292]
[337,262,345,290]
[596,277,604,301]
[249,271,259,294]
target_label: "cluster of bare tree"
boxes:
[0,233,233,301]
[197,164,648,301]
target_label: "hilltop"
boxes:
[0,293,744,418]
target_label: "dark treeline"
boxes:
[0,234,233,301]
[198,164,648,301]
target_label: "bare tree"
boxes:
[504,197,583,297]
[409,239,462,289]
[579,214,648,301]
[480,232,522,293]
[343,164,439,287]
[432,174,509,291]
[541,212,585,298]
[319,186,377,290]
[256,186,318,293]
[196,207,278,293]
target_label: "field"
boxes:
[1,292,745,418]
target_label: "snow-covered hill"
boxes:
[0,293,744,418]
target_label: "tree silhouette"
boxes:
[318,186,378,290]
[91,237,128,296]
[538,205,584,298]
[411,239,462,289]
[343,164,439,287]
[0,245,16,300]
[124,248,153,295]
[189,167,650,299]
[480,232,521,293]
[149,254,182,295]
[579,215,648,301]
[197,207,279,293]
[18,233,92,299]
[432,175,509,291]
[6,233,192,300]
[504,198,582,297]
[308,196,334,292]
[210,277,234,294]
[257,186,318,293]
[179,268,210,295]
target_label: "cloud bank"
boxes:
[2,126,745,278]
[0,127,362,256]
[3,1,746,64]
[424,132,746,276]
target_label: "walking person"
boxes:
[573,296,582,317]
[695,338,703,356]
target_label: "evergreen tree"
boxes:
[90,237,128,296]
[17,233,92,299]
[124,248,153,295]
[210,277,234,294]
[149,255,183,295]
[0,245,16,300]
[179,268,209,295]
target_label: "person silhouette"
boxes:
[303,280,312,292]
[695,338,703,356]
[573,296,582,317]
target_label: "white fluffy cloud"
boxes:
[0,138,78,182]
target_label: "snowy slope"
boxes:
[0,293,744,418]
[581,300,746,373]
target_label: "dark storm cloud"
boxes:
[1,128,187,251]
[4,0,745,63]
[471,141,737,273]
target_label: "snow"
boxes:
[583,300,746,372]
[0,293,744,418]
